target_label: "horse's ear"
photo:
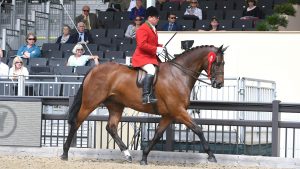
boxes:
[217,45,223,53]
[222,46,229,53]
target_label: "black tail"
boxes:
[67,69,92,125]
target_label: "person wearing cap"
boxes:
[66,44,99,67]
[132,6,164,104]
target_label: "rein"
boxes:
[169,60,212,85]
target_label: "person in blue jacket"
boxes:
[162,12,182,31]
[17,32,41,58]
[129,0,146,20]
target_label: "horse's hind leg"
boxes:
[105,102,132,162]
[176,111,217,162]
[140,117,172,165]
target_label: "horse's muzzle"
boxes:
[211,80,223,89]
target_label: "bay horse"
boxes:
[61,45,227,165]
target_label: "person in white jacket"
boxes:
[184,0,202,20]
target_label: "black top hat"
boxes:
[145,6,159,18]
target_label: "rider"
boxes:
[132,6,165,104]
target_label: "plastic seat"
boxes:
[162,2,180,11]
[103,20,120,29]
[114,11,130,21]
[234,0,247,10]
[94,37,111,46]
[216,1,234,10]
[60,43,76,52]
[90,29,107,39]
[42,50,63,58]
[120,20,132,31]
[75,66,92,75]
[194,20,210,30]
[158,11,168,20]
[48,58,68,67]
[233,20,254,29]
[180,2,190,11]
[42,43,60,51]
[98,44,117,52]
[29,66,53,75]
[107,29,125,39]
[98,11,114,21]
[119,44,136,52]
[177,20,194,30]
[205,10,224,20]
[257,0,273,10]
[111,37,132,46]
[6,50,18,57]
[105,51,124,60]
[200,1,216,10]
[28,58,48,66]
[39,78,61,96]
[53,66,74,75]
[219,20,233,30]
[82,44,98,52]
[225,10,243,20]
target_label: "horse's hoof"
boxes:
[207,155,217,163]
[140,160,148,165]
[60,154,68,161]
[125,155,132,163]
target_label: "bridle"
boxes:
[160,48,224,86]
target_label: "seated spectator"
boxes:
[9,56,29,80]
[128,0,136,12]
[129,0,146,20]
[75,5,102,30]
[0,48,9,79]
[66,44,99,67]
[241,0,262,19]
[206,17,222,31]
[69,22,94,44]
[125,16,143,39]
[184,0,202,20]
[16,32,41,58]
[162,12,182,31]
[56,25,72,44]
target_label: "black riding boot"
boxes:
[142,74,157,104]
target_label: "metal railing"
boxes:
[39,98,300,158]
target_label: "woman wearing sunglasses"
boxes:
[16,32,41,58]
[125,16,143,39]
[66,44,99,67]
[9,56,29,80]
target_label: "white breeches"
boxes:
[142,64,156,75]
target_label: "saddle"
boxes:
[127,66,158,88]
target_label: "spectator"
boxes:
[129,0,146,20]
[66,44,99,67]
[55,25,72,44]
[17,32,41,58]
[0,48,9,79]
[206,17,221,31]
[162,12,182,31]
[75,5,102,30]
[241,0,262,19]
[184,0,202,20]
[128,0,136,12]
[69,22,94,44]
[125,16,143,39]
[9,56,29,80]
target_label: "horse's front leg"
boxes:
[176,111,217,162]
[140,117,172,165]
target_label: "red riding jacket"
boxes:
[132,22,162,67]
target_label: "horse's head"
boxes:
[206,45,227,89]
